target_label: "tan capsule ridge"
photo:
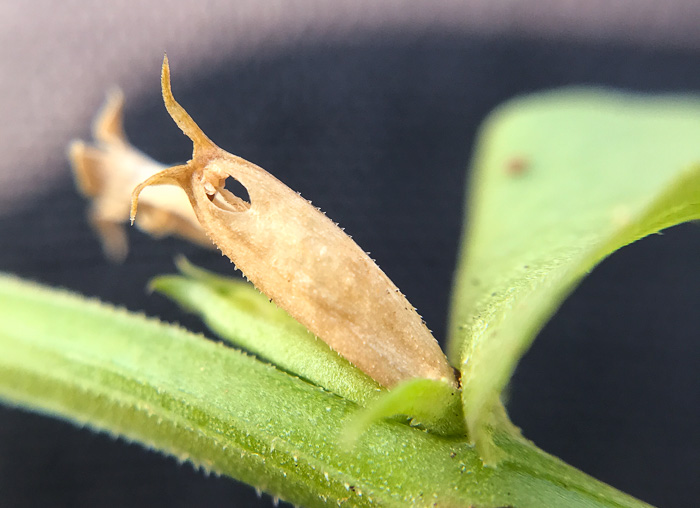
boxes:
[131,56,456,389]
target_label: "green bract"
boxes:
[151,256,383,407]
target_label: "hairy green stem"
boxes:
[0,274,651,507]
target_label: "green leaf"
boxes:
[448,89,700,462]
[0,274,653,507]
[341,378,464,448]
[150,256,382,406]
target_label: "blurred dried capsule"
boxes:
[131,57,456,388]
[69,89,212,262]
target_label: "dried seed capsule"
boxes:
[131,57,456,388]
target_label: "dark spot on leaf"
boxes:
[506,156,529,176]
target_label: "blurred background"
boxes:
[0,1,698,507]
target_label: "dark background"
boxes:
[0,3,698,507]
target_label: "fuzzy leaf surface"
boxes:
[448,89,700,461]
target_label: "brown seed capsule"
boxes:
[131,56,456,388]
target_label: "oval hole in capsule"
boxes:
[209,176,252,213]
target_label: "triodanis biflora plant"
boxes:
[1,55,699,507]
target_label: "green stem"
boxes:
[0,274,652,507]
